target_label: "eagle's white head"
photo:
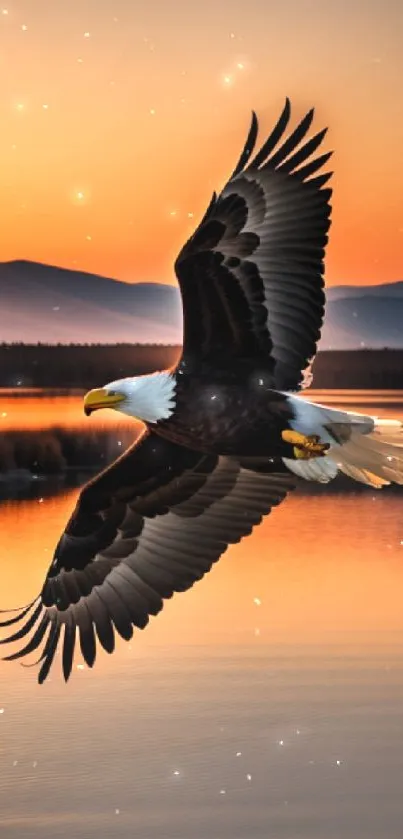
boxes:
[83,371,176,424]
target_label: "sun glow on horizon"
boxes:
[0,0,401,287]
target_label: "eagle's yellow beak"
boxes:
[84,388,125,415]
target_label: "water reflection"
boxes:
[1,486,403,839]
[0,391,141,498]
[0,391,403,838]
[1,487,403,649]
[0,390,402,494]
[0,390,135,430]
[0,426,135,480]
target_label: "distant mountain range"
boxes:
[0,259,402,349]
[320,289,403,349]
[0,260,182,344]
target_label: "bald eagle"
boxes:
[2,98,403,684]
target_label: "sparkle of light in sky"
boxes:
[0,0,402,285]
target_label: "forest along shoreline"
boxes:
[1,345,403,389]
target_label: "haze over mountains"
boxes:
[0,261,182,344]
[0,260,402,349]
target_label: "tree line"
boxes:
[0,344,403,389]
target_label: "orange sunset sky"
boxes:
[0,0,402,287]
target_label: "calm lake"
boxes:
[1,391,403,839]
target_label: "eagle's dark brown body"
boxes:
[155,358,296,458]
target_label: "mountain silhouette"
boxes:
[319,295,403,349]
[0,259,401,348]
[0,260,182,344]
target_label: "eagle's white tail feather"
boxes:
[328,425,403,488]
[282,456,338,483]
[282,394,403,488]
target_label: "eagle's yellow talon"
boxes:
[282,429,329,459]
[282,429,309,446]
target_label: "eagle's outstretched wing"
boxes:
[175,98,332,390]
[0,431,295,683]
